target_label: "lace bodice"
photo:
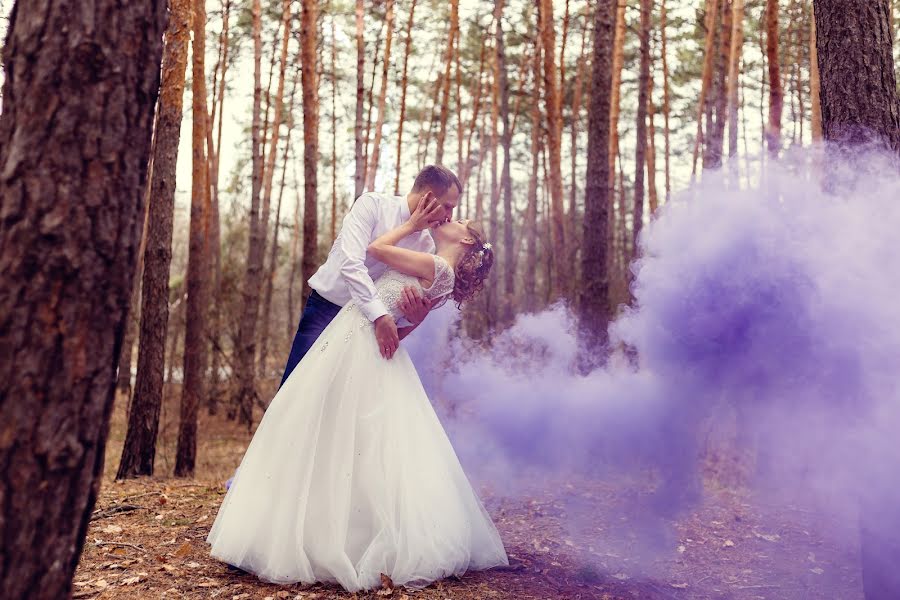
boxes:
[374,255,455,322]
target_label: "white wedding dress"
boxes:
[206,255,508,591]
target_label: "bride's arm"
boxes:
[367,196,444,281]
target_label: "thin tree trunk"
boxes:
[581,0,615,360]
[524,32,543,312]
[118,0,191,480]
[367,0,395,190]
[647,69,659,215]
[538,0,570,298]
[301,0,320,305]
[232,0,266,427]
[354,0,366,198]
[331,11,339,240]
[395,0,419,194]
[809,4,823,141]
[608,0,627,210]
[259,67,298,379]
[691,0,721,177]
[728,0,745,163]
[258,0,292,305]
[632,0,652,256]
[494,0,515,314]
[435,0,459,165]
[362,21,383,189]
[661,0,672,201]
[176,0,211,477]
[461,35,489,190]
[207,0,230,416]
[765,0,783,157]
[0,2,166,596]
[569,12,589,272]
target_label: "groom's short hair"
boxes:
[412,165,462,196]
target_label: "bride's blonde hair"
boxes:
[452,222,494,306]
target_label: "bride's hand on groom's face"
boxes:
[409,192,446,231]
[399,286,430,326]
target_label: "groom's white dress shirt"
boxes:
[308,191,435,324]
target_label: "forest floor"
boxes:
[74,386,864,600]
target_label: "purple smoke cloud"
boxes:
[407,148,900,573]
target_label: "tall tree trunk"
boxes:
[367,0,395,190]
[259,73,298,379]
[435,0,459,165]
[176,0,211,477]
[765,0,783,157]
[809,5,823,141]
[581,0,615,361]
[395,0,419,194]
[207,0,230,416]
[257,0,292,318]
[705,0,732,171]
[661,0,673,201]
[301,0,320,304]
[691,0,721,177]
[632,0,652,258]
[608,0,627,211]
[232,0,266,426]
[814,0,898,152]
[118,0,191,480]
[538,0,570,298]
[568,11,590,272]
[495,0,515,315]
[647,71,659,215]
[354,0,366,198]
[728,0,745,162]
[362,22,383,189]
[524,33,543,312]
[0,2,166,597]
[331,10,339,240]
[117,202,151,398]
[461,36,489,190]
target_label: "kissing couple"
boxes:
[207,165,509,592]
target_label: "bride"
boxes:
[206,197,508,592]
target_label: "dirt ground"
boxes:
[73,387,864,599]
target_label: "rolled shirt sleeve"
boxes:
[339,194,390,322]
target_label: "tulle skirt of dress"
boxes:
[206,304,508,592]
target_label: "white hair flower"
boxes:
[482,242,492,251]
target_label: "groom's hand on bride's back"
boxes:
[374,315,400,359]
[399,286,430,326]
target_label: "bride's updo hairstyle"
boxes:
[452,222,494,306]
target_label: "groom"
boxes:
[279,165,462,388]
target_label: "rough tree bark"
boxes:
[176,0,211,477]
[117,0,191,479]
[0,2,166,597]
[814,0,899,152]
[581,0,616,361]
[814,3,900,596]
